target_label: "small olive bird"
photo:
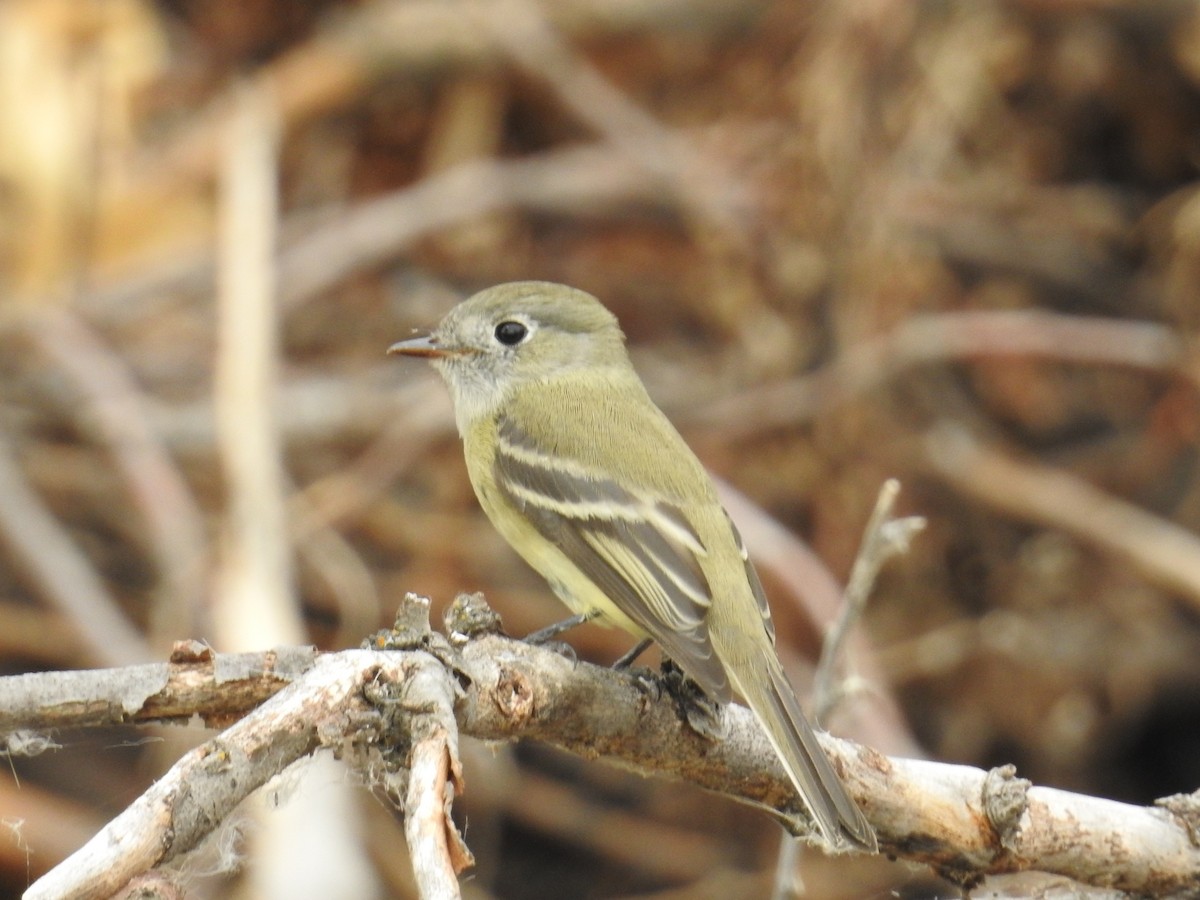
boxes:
[389,281,875,850]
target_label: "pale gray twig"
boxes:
[474,0,748,230]
[211,83,303,649]
[24,308,209,651]
[10,624,1198,897]
[813,479,925,723]
[277,144,668,309]
[693,311,1186,439]
[773,479,922,900]
[21,650,427,900]
[0,433,148,666]
[924,423,1200,616]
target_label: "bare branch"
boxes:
[276,144,669,310]
[813,478,925,723]
[691,311,1188,440]
[0,433,149,667]
[777,479,923,900]
[394,653,473,897]
[21,649,425,900]
[5,601,1198,897]
[474,0,746,230]
[212,83,303,650]
[923,423,1200,615]
[21,309,209,651]
[0,643,315,735]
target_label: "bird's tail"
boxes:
[729,659,877,851]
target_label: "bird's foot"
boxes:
[626,665,662,700]
[660,659,726,742]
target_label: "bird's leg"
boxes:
[612,637,653,670]
[523,612,598,665]
[523,612,594,644]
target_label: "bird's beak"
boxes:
[387,333,456,359]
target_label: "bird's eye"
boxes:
[494,321,528,346]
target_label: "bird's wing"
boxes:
[726,513,775,643]
[494,415,730,700]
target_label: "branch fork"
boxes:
[4,592,1198,898]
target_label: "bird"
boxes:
[388,280,875,851]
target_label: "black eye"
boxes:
[494,321,528,346]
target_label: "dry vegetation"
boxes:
[1,0,1200,897]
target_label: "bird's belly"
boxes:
[475,479,647,635]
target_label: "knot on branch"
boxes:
[443,591,505,643]
[983,764,1031,852]
[492,665,536,725]
[1157,789,1200,847]
[14,590,1200,898]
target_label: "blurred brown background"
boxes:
[2,0,1200,897]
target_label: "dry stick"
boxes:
[924,423,1200,615]
[90,0,761,313]
[812,479,925,724]
[211,83,303,649]
[393,651,473,898]
[500,768,730,882]
[141,0,763,191]
[21,650,448,900]
[404,737,466,899]
[771,480,924,900]
[0,645,316,735]
[276,144,669,310]
[82,143,671,324]
[25,309,209,650]
[474,0,744,228]
[691,310,1187,439]
[453,629,1196,896]
[11,630,1200,897]
[0,434,148,666]
[110,873,184,900]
